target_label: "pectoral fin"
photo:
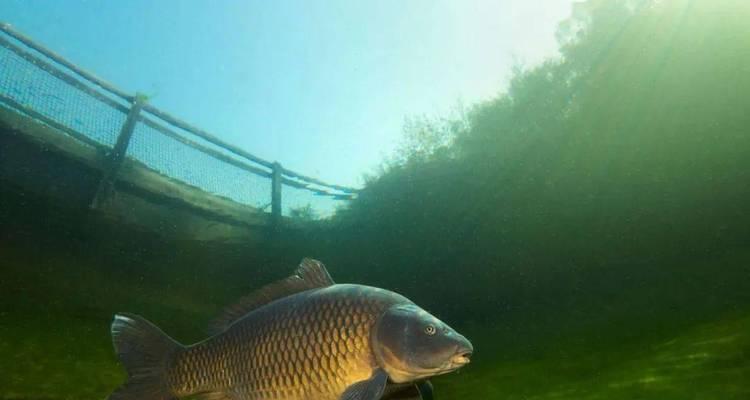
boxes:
[416,381,433,400]
[340,369,388,400]
[382,380,433,400]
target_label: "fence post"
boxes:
[271,162,282,224]
[90,95,146,209]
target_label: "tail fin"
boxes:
[109,313,183,400]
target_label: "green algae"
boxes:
[1,228,748,399]
[435,314,750,400]
[2,303,748,399]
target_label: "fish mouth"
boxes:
[390,344,474,380]
[398,348,473,380]
[440,346,472,373]
[450,350,472,366]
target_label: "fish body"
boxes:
[109,259,472,400]
[170,284,408,400]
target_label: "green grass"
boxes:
[2,307,748,399]
[436,313,750,400]
[0,316,120,399]
[1,214,748,399]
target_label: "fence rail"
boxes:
[0,22,357,220]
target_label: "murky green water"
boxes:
[1,178,748,399]
[2,1,750,399]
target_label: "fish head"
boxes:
[372,304,473,383]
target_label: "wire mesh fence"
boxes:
[127,119,273,207]
[0,39,127,148]
[0,23,356,220]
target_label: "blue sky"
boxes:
[3,0,574,188]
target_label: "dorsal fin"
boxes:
[207,258,335,335]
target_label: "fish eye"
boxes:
[424,325,437,336]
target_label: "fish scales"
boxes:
[108,259,473,400]
[167,284,406,400]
